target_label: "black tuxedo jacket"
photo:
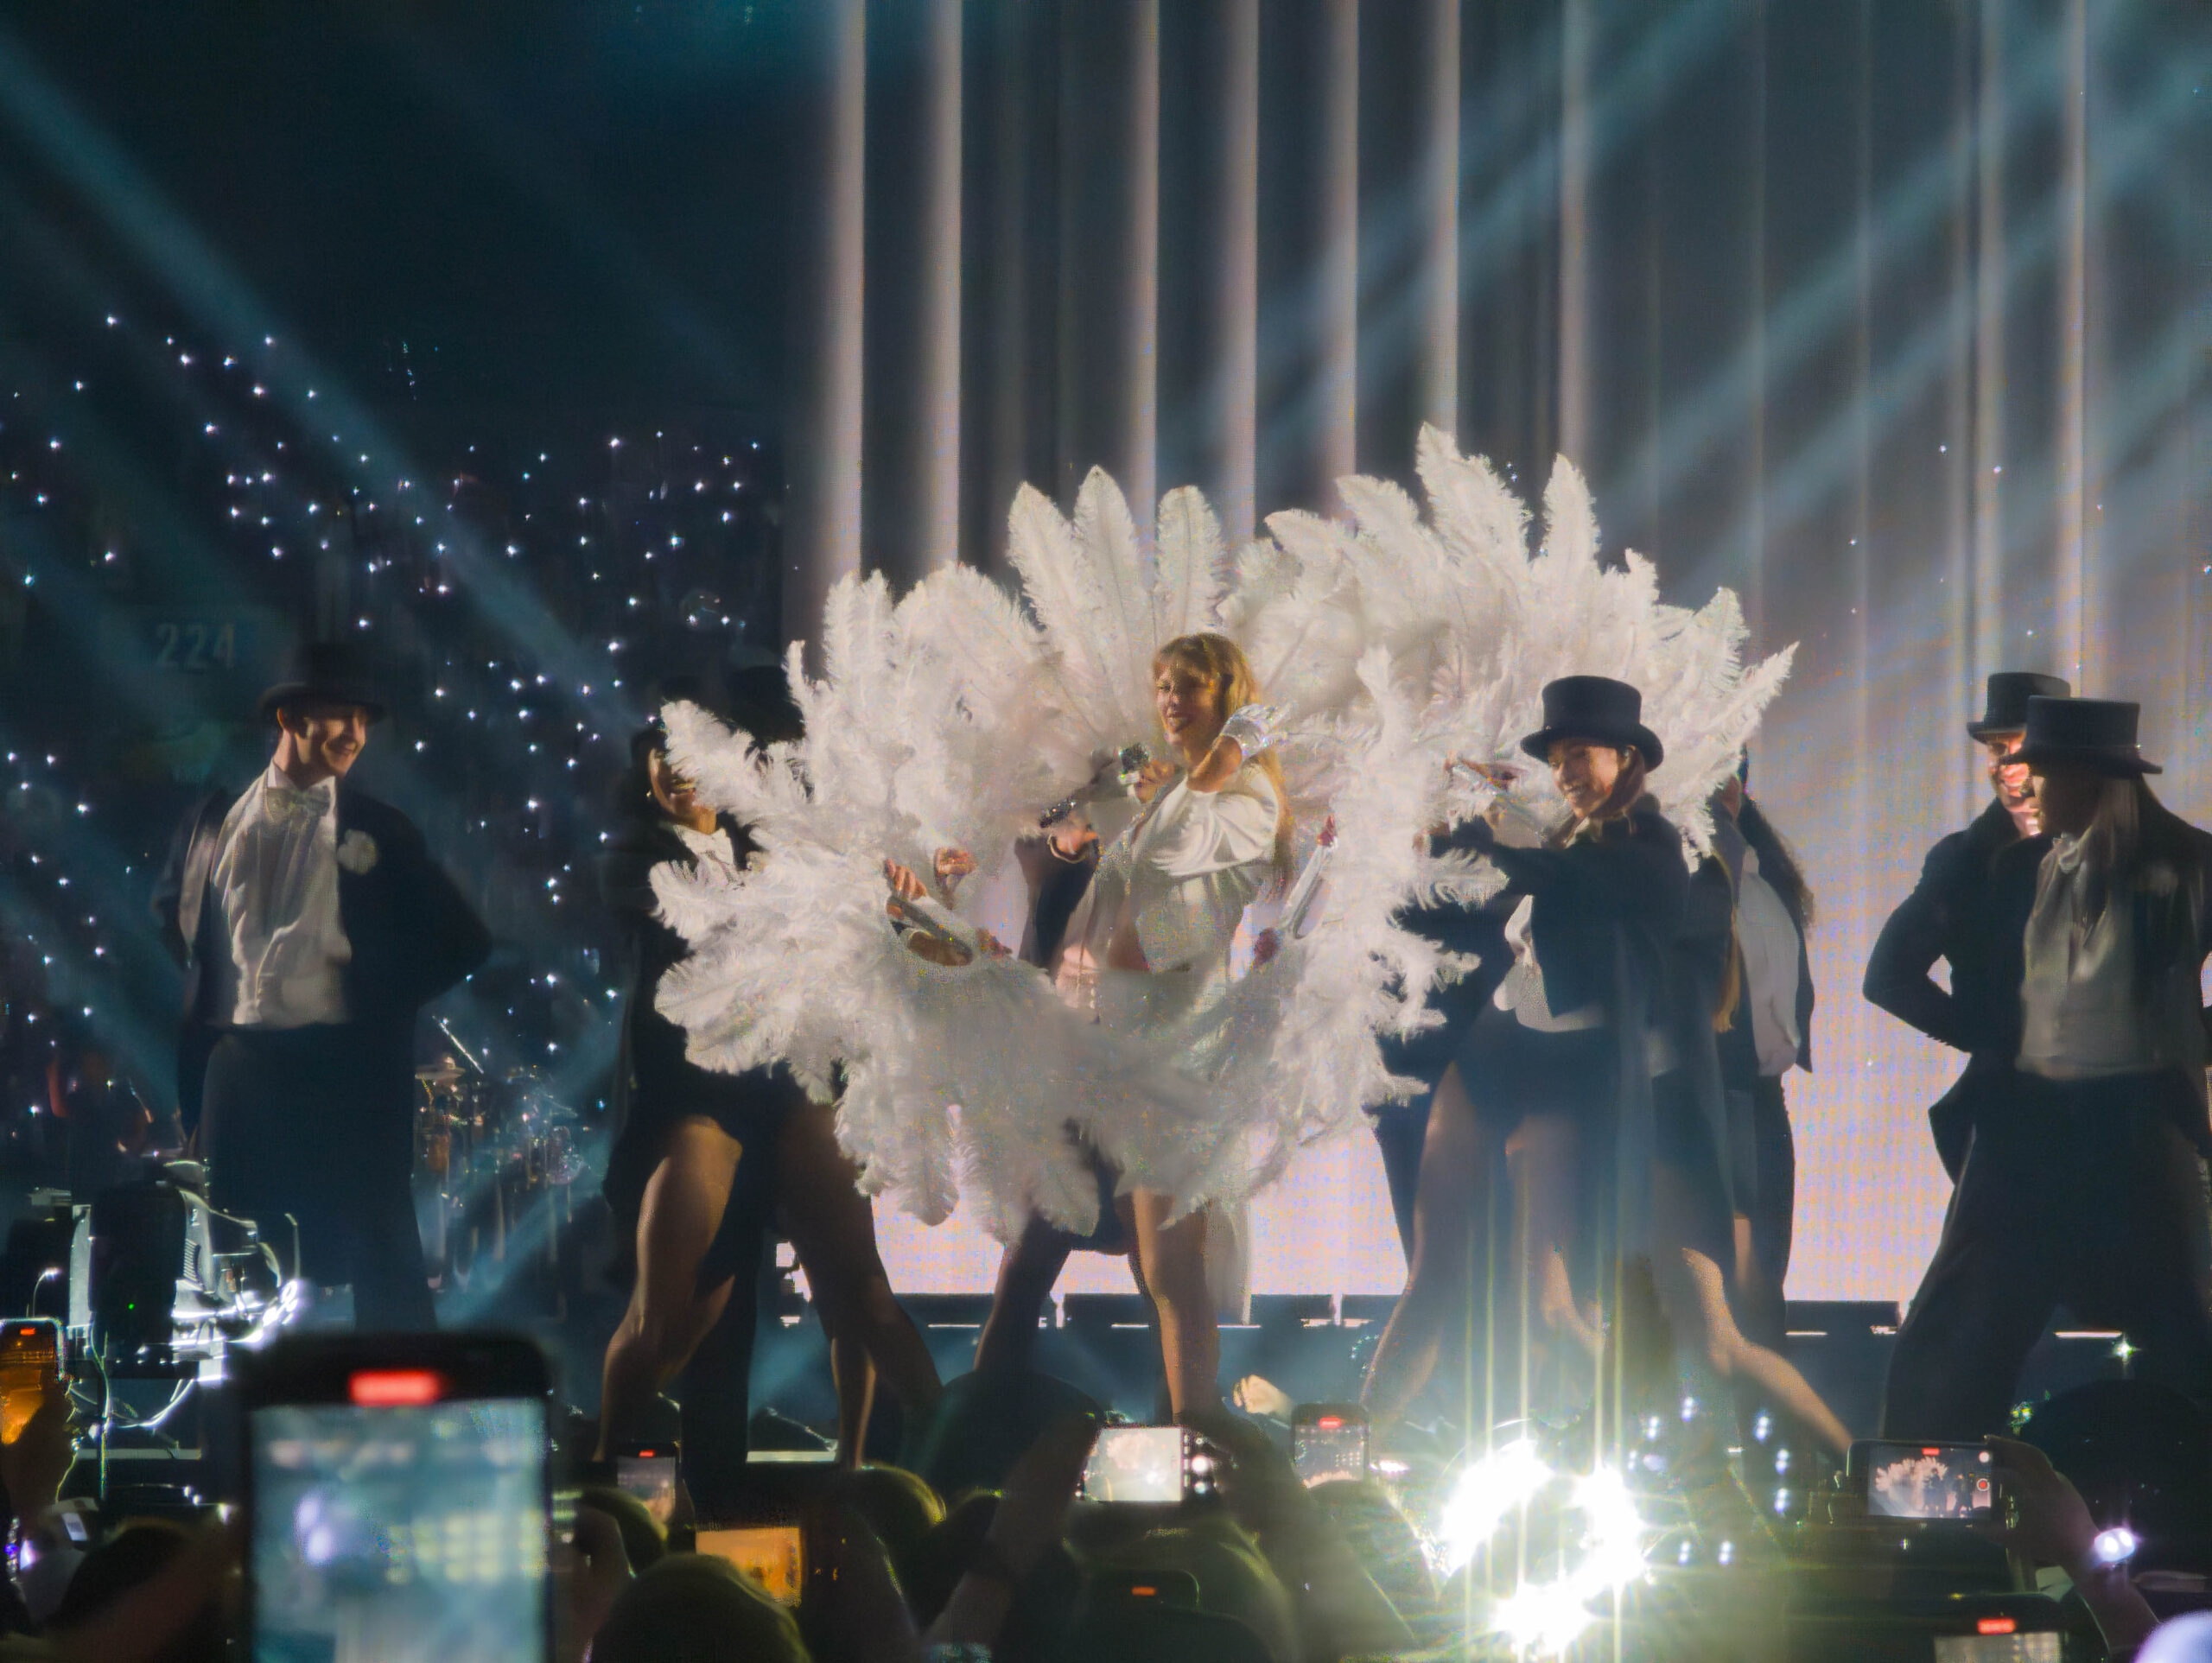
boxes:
[1439,798,1735,1231]
[1439,797,1688,1021]
[152,777,493,1133]
[1863,798,2028,1175]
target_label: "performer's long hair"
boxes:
[1738,797,1817,929]
[2073,775,2205,989]
[1153,632,1294,873]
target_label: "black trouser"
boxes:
[1881,1069,2212,1440]
[201,1022,435,1331]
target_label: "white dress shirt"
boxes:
[674,822,745,890]
[207,765,352,1029]
[1495,894,1604,1031]
[2018,835,2203,1082]
[1734,848,1805,1077]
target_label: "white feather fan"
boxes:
[648,435,1792,1240]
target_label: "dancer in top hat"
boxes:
[153,639,490,1330]
[1864,671,2070,1177]
[1364,676,1670,1425]
[1369,676,1853,1457]
[1882,696,2212,1438]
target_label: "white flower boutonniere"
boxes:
[336,829,380,874]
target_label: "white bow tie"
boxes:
[264,778,334,828]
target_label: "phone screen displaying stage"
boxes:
[615,1451,679,1527]
[1077,1425,1217,1503]
[696,1525,805,1605]
[248,1398,548,1663]
[1862,1442,1996,1520]
[1291,1413,1370,1488]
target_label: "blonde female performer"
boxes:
[892,631,1290,1419]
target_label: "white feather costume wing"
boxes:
[1370,426,1796,855]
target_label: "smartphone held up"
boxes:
[1850,1440,2000,1521]
[1291,1402,1370,1488]
[1076,1425,1222,1505]
[237,1332,553,1663]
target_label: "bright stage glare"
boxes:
[1568,1468,1647,1590]
[1492,1576,1595,1656]
[1435,1453,1651,1657]
[1438,1437,1551,1570]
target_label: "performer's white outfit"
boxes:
[1068,767,1276,1049]
[1057,763,1281,1316]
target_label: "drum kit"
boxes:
[414,1025,588,1297]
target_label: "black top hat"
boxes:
[257,638,387,724]
[2011,696,2160,777]
[1966,671,2070,739]
[1519,675,1665,770]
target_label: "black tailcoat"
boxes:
[1440,799,1731,1248]
[1862,798,2029,1175]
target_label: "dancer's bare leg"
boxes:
[975,1216,1077,1376]
[1361,1063,1491,1425]
[1732,1211,1789,1355]
[596,1117,744,1460]
[1732,1214,1757,1295]
[1119,1230,1173,1421]
[1508,1114,1605,1409]
[826,1333,876,1469]
[1650,1162,1851,1458]
[777,1098,943,1456]
[1128,1190,1219,1419]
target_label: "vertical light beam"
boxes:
[1971,0,2006,685]
[1558,0,1592,464]
[1945,0,1976,822]
[1417,0,1460,436]
[1129,0,1161,525]
[1747,0,1770,653]
[1319,0,1359,499]
[787,0,867,657]
[2056,0,2089,680]
[1213,0,1260,543]
[921,0,964,573]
